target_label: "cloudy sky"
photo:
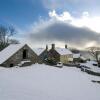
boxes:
[0,0,100,49]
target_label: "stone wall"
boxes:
[48,49,60,62]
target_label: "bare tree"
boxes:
[0,25,18,51]
[86,47,100,62]
[9,39,20,44]
[7,26,16,43]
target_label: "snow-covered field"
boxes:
[0,64,100,100]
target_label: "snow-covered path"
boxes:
[0,64,100,100]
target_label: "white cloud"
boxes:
[72,16,100,33]
[49,10,100,33]
[49,10,73,21]
[82,11,89,17]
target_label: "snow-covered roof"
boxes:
[73,53,80,58]
[73,53,86,60]
[55,48,72,55]
[33,48,45,56]
[0,44,26,64]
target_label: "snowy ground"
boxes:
[0,64,100,100]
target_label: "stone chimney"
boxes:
[46,45,48,51]
[65,44,67,49]
[51,44,55,50]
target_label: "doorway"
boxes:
[23,49,28,59]
[9,63,14,67]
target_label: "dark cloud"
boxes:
[29,21,100,47]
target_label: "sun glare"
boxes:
[72,16,100,33]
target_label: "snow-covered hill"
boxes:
[0,64,100,100]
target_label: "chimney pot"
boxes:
[46,45,48,50]
[65,44,67,49]
[51,44,55,49]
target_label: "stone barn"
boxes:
[0,44,38,67]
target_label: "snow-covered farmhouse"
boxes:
[0,44,38,67]
[48,44,73,64]
[33,45,48,63]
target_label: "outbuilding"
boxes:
[0,44,38,67]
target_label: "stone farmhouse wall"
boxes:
[1,45,38,67]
